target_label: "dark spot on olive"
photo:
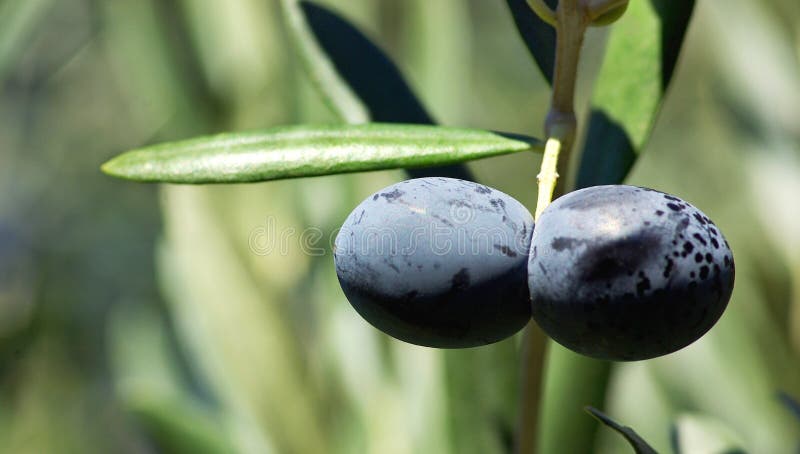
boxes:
[675,217,690,233]
[551,237,585,251]
[656,210,664,216]
[699,266,709,280]
[693,212,706,224]
[683,242,694,254]
[431,213,454,228]
[475,185,492,194]
[710,238,719,249]
[578,231,661,282]
[705,253,713,263]
[451,268,470,291]
[663,256,674,278]
[380,189,404,201]
[667,203,682,211]
[494,244,518,257]
[695,253,703,263]
[692,233,707,246]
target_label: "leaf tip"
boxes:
[101,153,142,182]
[100,157,118,175]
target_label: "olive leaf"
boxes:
[585,406,659,454]
[576,0,696,188]
[282,0,473,180]
[101,123,541,184]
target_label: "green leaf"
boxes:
[585,406,658,454]
[576,0,695,188]
[283,0,473,181]
[504,0,556,85]
[101,123,541,184]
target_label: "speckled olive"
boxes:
[528,185,735,361]
[334,177,534,348]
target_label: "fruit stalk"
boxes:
[516,1,589,453]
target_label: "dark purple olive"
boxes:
[528,185,735,361]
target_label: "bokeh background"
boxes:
[1,0,800,452]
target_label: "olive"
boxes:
[528,185,735,360]
[334,177,534,348]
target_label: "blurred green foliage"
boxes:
[1,0,799,453]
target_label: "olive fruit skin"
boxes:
[334,177,534,348]
[528,185,734,361]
